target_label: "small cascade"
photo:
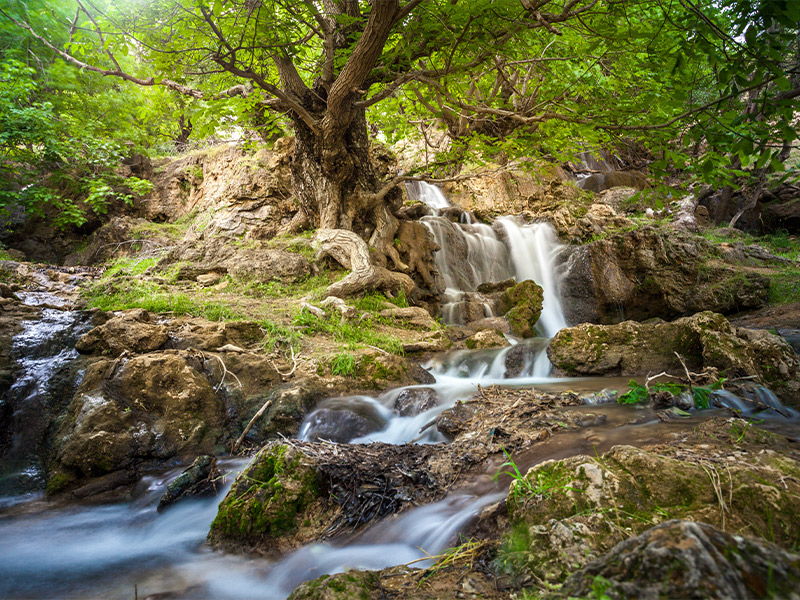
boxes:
[0,305,93,499]
[414,184,566,334]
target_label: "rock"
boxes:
[595,186,640,210]
[169,318,265,351]
[52,350,227,485]
[435,403,474,438]
[465,317,512,335]
[559,226,769,324]
[504,338,549,378]
[502,437,800,585]
[559,520,800,600]
[75,309,168,356]
[196,272,223,286]
[465,329,508,350]
[393,387,439,417]
[476,278,516,294]
[498,280,543,338]
[301,398,387,443]
[378,306,438,330]
[401,331,451,354]
[158,455,220,511]
[548,312,800,405]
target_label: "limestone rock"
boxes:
[393,387,439,417]
[75,309,168,356]
[498,280,543,338]
[559,226,769,324]
[465,329,508,350]
[379,306,438,330]
[548,312,800,405]
[560,520,800,600]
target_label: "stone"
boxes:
[196,272,223,286]
[498,279,544,338]
[75,309,168,356]
[560,520,800,600]
[301,398,387,443]
[158,455,220,511]
[465,317,512,335]
[393,387,439,417]
[577,171,648,193]
[378,306,438,330]
[465,329,508,350]
[548,311,800,405]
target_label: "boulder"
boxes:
[301,398,387,443]
[465,329,508,350]
[559,520,800,600]
[498,280,543,338]
[559,226,769,324]
[501,435,800,585]
[548,312,800,405]
[75,309,168,356]
[393,387,439,417]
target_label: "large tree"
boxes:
[2,0,798,252]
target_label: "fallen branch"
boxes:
[232,399,273,454]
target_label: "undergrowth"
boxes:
[294,308,404,354]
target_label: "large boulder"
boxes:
[500,433,800,585]
[75,309,168,356]
[548,312,800,404]
[559,520,800,600]
[49,350,229,493]
[558,226,769,324]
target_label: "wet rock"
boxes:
[435,403,474,438]
[498,280,543,338]
[548,311,800,405]
[158,455,220,511]
[209,441,444,557]
[465,329,508,350]
[502,439,800,584]
[394,387,439,417]
[476,278,516,294]
[75,309,168,356]
[559,226,769,324]
[378,306,437,330]
[52,350,227,487]
[302,399,386,443]
[465,317,512,335]
[504,338,549,378]
[559,520,800,600]
[408,362,436,385]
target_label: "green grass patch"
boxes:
[330,351,358,377]
[702,227,800,261]
[353,290,409,312]
[294,309,404,354]
[0,245,13,261]
[232,272,341,302]
[102,256,160,278]
[768,267,800,304]
[85,278,244,320]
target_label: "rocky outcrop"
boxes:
[558,225,770,324]
[208,441,446,556]
[75,309,168,356]
[501,429,800,586]
[548,312,800,404]
[559,520,800,600]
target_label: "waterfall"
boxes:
[415,184,567,335]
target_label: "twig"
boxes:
[232,399,273,454]
[673,351,694,394]
[270,344,298,380]
[206,353,243,391]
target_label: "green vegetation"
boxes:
[330,352,358,378]
[768,267,800,305]
[702,227,800,261]
[617,379,726,409]
[294,309,404,355]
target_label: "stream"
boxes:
[2,184,799,599]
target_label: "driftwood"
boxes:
[232,399,273,454]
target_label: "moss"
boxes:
[45,470,77,496]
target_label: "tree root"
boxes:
[314,228,415,298]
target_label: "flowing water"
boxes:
[1,187,798,598]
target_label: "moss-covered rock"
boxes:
[499,279,543,338]
[497,437,800,586]
[548,311,800,405]
[208,444,327,554]
[465,329,508,350]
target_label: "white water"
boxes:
[415,183,566,334]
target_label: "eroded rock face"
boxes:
[75,309,168,356]
[559,520,800,600]
[558,226,769,324]
[501,433,800,585]
[50,350,228,491]
[548,311,800,404]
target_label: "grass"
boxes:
[353,290,409,312]
[702,227,800,261]
[233,273,337,302]
[294,308,404,354]
[768,267,800,304]
[330,351,358,377]
[0,245,12,261]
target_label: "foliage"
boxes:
[293,308,404,355]
[330,352,358,378]
[617,379,725,409]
